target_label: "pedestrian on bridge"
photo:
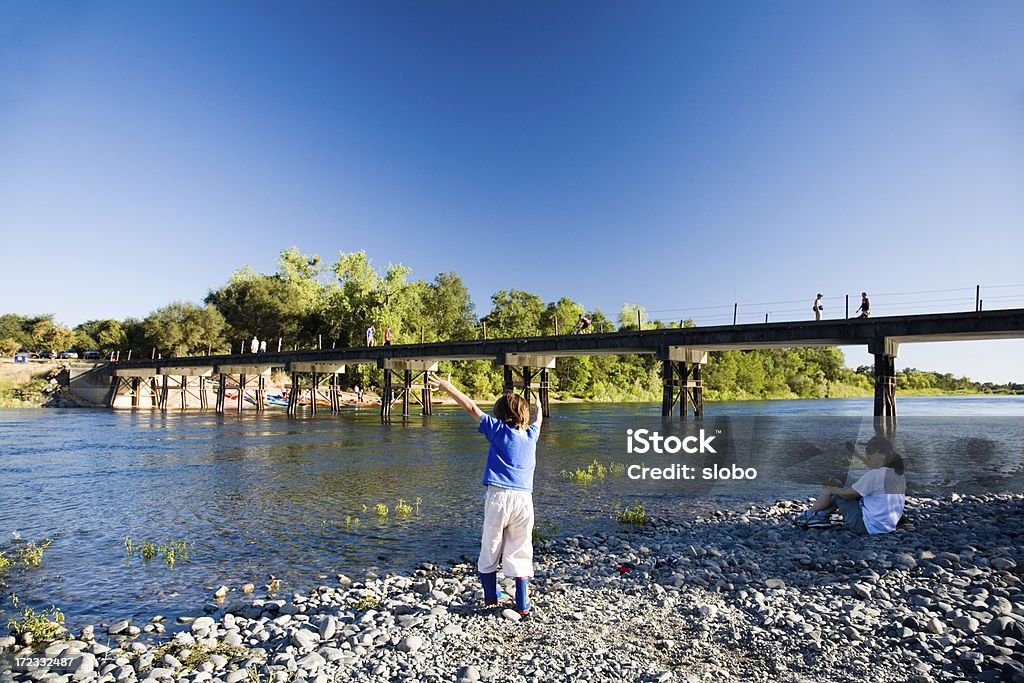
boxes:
[249,336,259,354]
[813,294,824,321]
[427,373,542,617]
[366,325,375,347]
[857,292,871,318]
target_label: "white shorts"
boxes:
[478,486,534,578]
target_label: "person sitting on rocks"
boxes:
[797,435,906,534]
[427,372,542,617]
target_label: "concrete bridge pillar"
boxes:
[499,354,555,417]
[379,359,438,420]
[869,338,899,427]
[658,348,707,419]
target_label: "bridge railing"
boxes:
[647,283,1024,327]
[107,282,1024,362]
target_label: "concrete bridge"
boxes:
[106,308,1024,420]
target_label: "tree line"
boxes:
[2,247,1019,399]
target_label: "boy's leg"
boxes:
[501,492,535,614]
[514,577,530,614]
[479,571,498,604]
[479,489,509,605]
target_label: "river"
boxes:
[1,396,1022,630]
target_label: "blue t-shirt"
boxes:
[478,414,539,492]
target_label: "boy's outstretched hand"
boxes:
[427,372,483,422]
[426,372,447,392]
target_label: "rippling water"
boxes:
[1,396,1022,629]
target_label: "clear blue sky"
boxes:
[2,2,1022,382]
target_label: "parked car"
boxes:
[41,350,57,359]
[59,350,79,359]
[13,351,39,363]
[82,349,102,360]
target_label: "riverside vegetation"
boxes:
[2,247,1020,404]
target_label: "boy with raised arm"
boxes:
[427,373,542,616]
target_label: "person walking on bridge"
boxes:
[813,294,824,321]
[250,336,259,354]
[856,292,871,318]
[366,325,375,347]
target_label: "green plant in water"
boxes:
[561,460,607,483]
[607,461,626,476]
[344,516,360,528]
[161,540,189,567]
[0,552,12,572]
[125,537,192,566]
[561,467,592,483]
[532,518,558,543]
[616,504,651,525]
[374,504,389,517]
[415,497,422,514]
[139,541,159,562]
[6,599,66,644]
[17,539,53,567]
[394,499,413,517]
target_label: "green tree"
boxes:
[618,303,647,331]
[207,267,312,346]
[421,272,477,342]
[540,297,584,336]
[142,302,227,357]
[31,319,74,352]
[482,290,544,338]
[587,308,614,334]
[0,314,40,350]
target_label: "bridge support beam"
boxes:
[658,348,707,419]
[109,369,160,410]
[213,365,273,414]
[499,354,554,417]
[285,363,346,417]
[379,360,438,420]
[156,367,214,411]
[870,338,899,428]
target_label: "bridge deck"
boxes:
[114,308,1024,373]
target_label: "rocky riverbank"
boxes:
[2,494,1023,683]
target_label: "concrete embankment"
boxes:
[2,494,1022,682]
